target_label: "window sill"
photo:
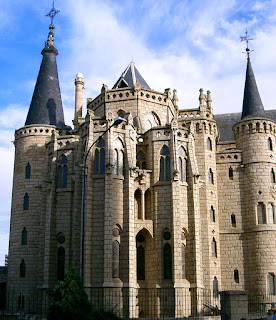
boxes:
[155,181,171,186]
[93,174,105,179]
[56,188,72,192]
[113,175,124,180]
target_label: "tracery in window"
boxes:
[57,155,68,188]
[160,145,170,181]
[113,138,124,175]
[136,150,146,169]
[94,138,105,174]
[178,146,187,182]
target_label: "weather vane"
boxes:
[240,29,254,58]
[46,1,60,25]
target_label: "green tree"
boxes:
[47,268,92,320]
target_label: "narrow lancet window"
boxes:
[25,163,31,179]
[57,246,65,281]
[160,145,170,181]
[57,155,68,188]
[268,137,273,151]
[113,138,124,175]
[178,147,187,182]
[210,206,215,222]
[267,203,275,224]
[257,202,266,224]
[21,228,27,245]
[268,273,275,295]
[271,168,276,184]
[207,137,212,150]
[211,237,217,257]
[94,138,105,174]
[163,243,172,280]
[23,193,29,210]
[20,259,26,277]
[137,245,145,280]
[234,269,239,283]
[112,240,120,278]
[213,277,219,297]
[231,214,236,227]
[208,168,214,184]
[229,167,233,180]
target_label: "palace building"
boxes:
[7,16,276,318]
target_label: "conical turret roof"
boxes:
[25,24,66,128]
[241,57,265,120]
[113,61,150,90]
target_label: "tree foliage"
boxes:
[47,268,92,320]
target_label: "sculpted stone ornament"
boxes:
[138,171,146,184]
[106,163,113,174]
[173,169,179,181]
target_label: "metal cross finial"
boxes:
[240,29,254,58]
[46,1,60,25]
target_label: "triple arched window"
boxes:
[113,138,124,175]
[178,147,187,182]
[57,155,68,188]
[94,138,105,174]
[160,146,170,181]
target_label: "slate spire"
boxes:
[25,21,66,128]
[241,57,266,120]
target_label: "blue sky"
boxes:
[1,0,276,265]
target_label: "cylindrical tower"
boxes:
[74,73,85,128]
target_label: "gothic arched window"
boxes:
[23,193,29,210]
[112,240,120,278]
[163,243,172,280]
[145,112,160,131]
[208,168,214,184]
[57,246,65,281]
[207,137,212,151]
[268,273,275,295]
[25,162,31,179]
[94,138,105,174]
[57,155,68,188]
[21,227,27,245]
[210,206,215,222]
[160,145,170,181]
[136,150,146,169]
[113,138,124,175]
[20,259,26,277]
[229,167,233,180]
[145,189,151,220]
[257,202,266,224]
[271,168,276,184]
[137,245,145,280]
[178,146,187,182]
[268,137,273,151]
[211,237,217,257]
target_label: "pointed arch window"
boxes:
[94,138,105,174]
[23,193,29,210]
[267,203,275,224]
[178,146,187,182]
[137,245,145,280]
[160,145,170,181]
[229,167,233,180]
[211,237,217,257]
[208,168,214,184]
[213,277,219,297]
[271,168,276,184]
[145,112,160,131]
[21,228,27,245]
[57,246,65,280]
[25,163,31,179]
[112,240,120,278]
[57,155,68,188]
[257,202,266,224]
[163,243,172,280]
[136,150,146,169]
[268,137,273,151]
[207,137,212,151]
[113,138,124,175]
[145,189,152,220]
[210,206,215,222]
[20,259,26,277]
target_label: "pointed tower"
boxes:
[25,22,65,128]
[233,41,276,293]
